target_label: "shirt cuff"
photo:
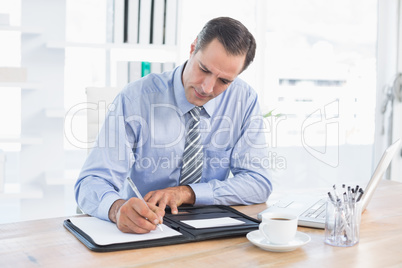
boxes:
[97,191,122,222]
[189,183,214,206]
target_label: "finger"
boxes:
[124,198,159,231]
[148,203,165,224]
[157,198,167,212]
[118,216,152,234]
[167,199,179,214]
[131,198,161,227]
[144,191,154,202]
[116,202,155,233]
[146,191,163,206]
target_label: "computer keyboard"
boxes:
[300,199,327,220]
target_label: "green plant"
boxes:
[263,109,284,118]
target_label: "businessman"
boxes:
[75,17,272,233]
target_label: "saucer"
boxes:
[246,230,311,252]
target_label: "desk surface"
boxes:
[1,179,401,268]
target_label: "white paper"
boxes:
[181,217,245,229]
[69,217,181,246]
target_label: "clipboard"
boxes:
[64,205,260,252]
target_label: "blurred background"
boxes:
[0,0,401,223]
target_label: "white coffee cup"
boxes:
[259,212,298,245]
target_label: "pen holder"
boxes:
[324,198,361,247]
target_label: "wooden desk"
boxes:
[1,180,401,268]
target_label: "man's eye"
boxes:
[220,79,229,85]
[200,67,208,73]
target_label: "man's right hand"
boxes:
[108,198,165,233]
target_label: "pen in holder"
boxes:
[324,189,362,247]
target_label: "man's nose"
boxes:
[201,76,215,94]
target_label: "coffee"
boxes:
[259,213,298,244]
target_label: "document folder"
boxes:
[64,205,259,252]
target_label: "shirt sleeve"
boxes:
[74,91,136,221]
[189,89,273,206]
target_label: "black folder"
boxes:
[64,205,259,252]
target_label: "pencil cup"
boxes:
[324,198,361,247]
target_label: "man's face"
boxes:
[182,38,246,107]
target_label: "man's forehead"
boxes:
[195,41,245,79]
[197,60,236,82]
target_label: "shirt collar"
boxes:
[173,62,218,118]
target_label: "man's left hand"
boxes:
[144,186,195,214]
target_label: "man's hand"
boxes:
[144,186,195,214]
[108,198,165,233]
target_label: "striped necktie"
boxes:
[180,106,203,185]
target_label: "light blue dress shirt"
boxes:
[75,63,272,221]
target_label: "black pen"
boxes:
[347,186,352,200]
[356,189,364,202]
[327,191,335,203]
[333,184,339,200]
[355,185,359,195]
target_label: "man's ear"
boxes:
[190,38,197,56]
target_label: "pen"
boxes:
[327,191,335,203]
[356,189,364,202]
[126,177,163,231]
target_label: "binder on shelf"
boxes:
[151,62,162,74]
[113,0,125,43]
[128,61,175,81]
[162,62,175,72]
[123,0,129,42]
[129,61,142,82]
[64,205,259,252]
[127,0,139,44]
[141,61,151,77]
[164,0,177,45]
[138,0,152,44]
[0,67,27,83]
[106,0,114,43]
[152,0,165,45]
[116,61,129,89]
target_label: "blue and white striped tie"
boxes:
[180,106,203,185]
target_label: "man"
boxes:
[75,17,272,234]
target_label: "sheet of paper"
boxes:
[69,217,182,246]
[181,217,245,229]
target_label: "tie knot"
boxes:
[189,106,202,121]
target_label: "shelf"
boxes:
[0,82,42,90]
[0,183,43,199]
[0,135,43,145]
[0,25,42,35]
[46,41,176,50]
[46,41,178,62]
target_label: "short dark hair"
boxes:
[194,17,256,73]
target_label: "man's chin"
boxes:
[191,100,206,107]
[185,90,211,106]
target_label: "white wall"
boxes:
[375,0,402,181]
[391,0,402,182]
